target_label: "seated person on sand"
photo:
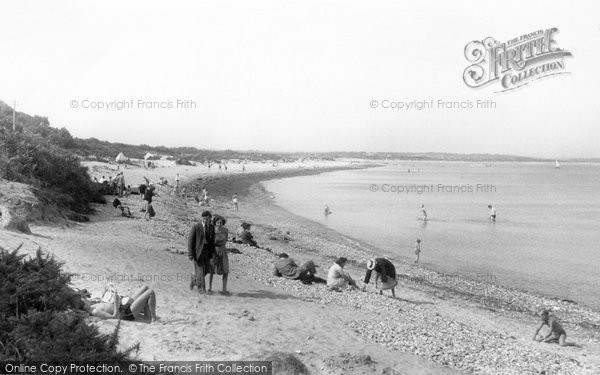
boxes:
[273,253,322,284]
[533,309,580,347]
[112,198,132,218]
[327,257,357,291]
[362,258,398,298]
[237,222,258,247]
[85,285,158,323]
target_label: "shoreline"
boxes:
[263,192,599,313]
[217,168,600,322]
[258,166,600,313]
[2,161,599,374]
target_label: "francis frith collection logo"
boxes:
[463,28,572,92]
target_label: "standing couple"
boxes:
[188,210,230,295]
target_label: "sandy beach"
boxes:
[2,159,600,374]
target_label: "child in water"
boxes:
[414,238,421,263]
[488,204,497,221]
[532,309,580,347]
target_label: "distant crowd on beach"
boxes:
[94,170,242,221]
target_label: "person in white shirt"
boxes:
[327,257,357,291]
[232,193,239,211]
[488,204,497,221]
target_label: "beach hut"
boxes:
[115,152,129,163]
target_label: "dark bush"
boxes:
[175,158,193,166]
[0,245,136,362]
[0,129,104,213]
[0,247,80,317]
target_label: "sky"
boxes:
[1,0,599,158]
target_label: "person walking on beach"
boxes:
[533,309,581,347]
[324,204,332,216]
[232,193,239,211]
[414,238,421,263]
[138,183,147,201]
[420,204,427,221]
[362,258,398,298]
[488,204,497,221]
[208,215,230,295]
[173,173,180,195]
[188,210,216,294]
[143,183,158,220]
[117,172,126,198]
[327,257,357,291]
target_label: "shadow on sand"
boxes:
[234,289,299,300]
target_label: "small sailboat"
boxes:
[555,160,560,169]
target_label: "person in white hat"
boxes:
[362,258,397,298]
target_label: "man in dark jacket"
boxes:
[188,210,215,293]
[362,258,397,298]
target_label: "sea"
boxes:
[263,162,600,310]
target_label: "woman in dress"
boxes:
[209,215,230,295]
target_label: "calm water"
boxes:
[264,162,600,309]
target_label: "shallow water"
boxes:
[264,162,600,309]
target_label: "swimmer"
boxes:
[488,205,497,221]
[420,204,427,221]
[414,238,421,263]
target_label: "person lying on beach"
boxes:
[112,198,132,218]
[273,253,324,284]
[533,309,580,347]
[327,257,357,291]
[362,258,398,298]
[85,285,158,323]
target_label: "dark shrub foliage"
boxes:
[0,128,104,213]
[0,247,80,317]
[0,245,137,362]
